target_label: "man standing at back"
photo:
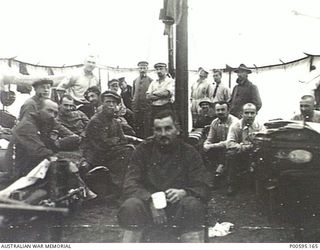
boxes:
[146,62,175,136]
[211,69,231,103]
[132,61,153,138]
[229,64,262,118]
[56,55,100,105]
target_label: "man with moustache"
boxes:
[81,91,134,195]
[229,64,262,118]
[57,94,89,135]
[193,98,216,128]
[132,61,153,138]
[292,95,320,123]
[56,55,100,105]
[226,103,264,195]
[146,63,175,136]
[118,110,210,243]
[203,101,238,185]
[19,79,53,120]
[6,99,80,178]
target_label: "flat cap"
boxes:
[154,62,167,69]
[137,61,149,66]
[108,79,120,86]
[32,79,53,88]
[100,90,121,103]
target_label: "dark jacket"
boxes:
[229,79,262,118]
[122,139,210,202]
[81,111,127,165]
[121,85,133,109]
[5,113,75,177]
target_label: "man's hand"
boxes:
[165,189,187,204]
[203,143,216,152]
[150,203,167,225]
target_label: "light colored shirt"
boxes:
[146,76,175,106]
[204,114,239,149]
[211,82,231,103]
[292,110,320,123]
[190,79,214,113]
[57,70,99,103]
[227,118,264,150]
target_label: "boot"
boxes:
[180,230,204,243]
[122,229,143,243]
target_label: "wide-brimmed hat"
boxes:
[32,79,53,88]
[199,98,213,107]
[100,90,121,103]
[198,67,209,75]
[234,64,252,74]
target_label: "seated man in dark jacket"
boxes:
[5,98,80,178]
[118,110,210,243]
[81,91,134,197]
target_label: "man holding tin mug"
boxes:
[118,110,210,242]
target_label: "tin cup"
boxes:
[151,191,167,209]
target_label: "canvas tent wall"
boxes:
[1,55,320,128]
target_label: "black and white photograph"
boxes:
[0,0,320,246]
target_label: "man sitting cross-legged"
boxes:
[118,110,210,243]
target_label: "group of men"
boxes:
[2,55,318,243]
[191,64,262,127]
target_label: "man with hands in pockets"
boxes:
[117,110,210,243]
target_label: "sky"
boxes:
[0,0,320,69]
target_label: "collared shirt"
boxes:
[204,114,239,148]
[292,110,320,123]
[57,70,99,103]
[227,118,264,149]
[229,79,262,118]
[211,82,231,103]
[146,76,175,106]
[132,75,153,112]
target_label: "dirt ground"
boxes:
[2,181,320,243]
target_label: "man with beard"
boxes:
[6,99,80,178]
[81,91,134,196]
[226,103,264,195]
[203,102,238,185]
[56,55,100,105]
[78,86,101,119]
[19,79,53,120]
[146,63,175,136]
[118,110,210,243]
[292,95,320,123]
[57,94,89,135]
[132,61,153,138]
[190,68,214,126]
[194,98,216,128]
[229,64,262,118]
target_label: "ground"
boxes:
[2,179,320,243]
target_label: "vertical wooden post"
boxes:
[168,27,175,78]
[175,0,188,139]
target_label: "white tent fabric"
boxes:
[2,55,320,130]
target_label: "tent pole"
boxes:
[175,0,188,139]
[168,26,175,78]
